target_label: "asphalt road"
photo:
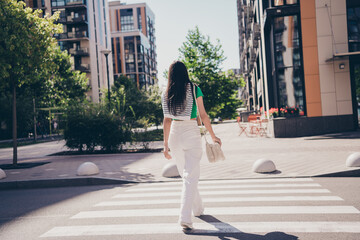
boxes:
[0,177,359,240]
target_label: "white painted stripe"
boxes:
[40,221,360,237]
[125,183,322,192]
[71,206,359,219]
[113,188,330,198]
[95,196,343,207]
[144,178,314,187]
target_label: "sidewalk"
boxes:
[0,122,359,189]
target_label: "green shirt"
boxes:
[191,86,204,119]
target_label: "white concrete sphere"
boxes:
[0,168,6,179]
[77,162,99,176]
[253,159,276,173]
[346,152,360,167]
[162,162,180,178]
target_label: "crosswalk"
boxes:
[40,178,360,238]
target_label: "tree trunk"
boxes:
[33,98,37,142]
[12,82,17,166]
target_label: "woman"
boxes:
[162,61,221,230]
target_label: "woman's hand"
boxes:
[163,143,172,160]
[212,136,222,146]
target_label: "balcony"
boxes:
[76,63,90,72]
[54,33,68,39]
[57,17,67,23]
[67,31,88,39]
[51,0,86,8]
[69,47,89,56]
[249,48,256,63]
[253,23,261,40]
[55,31,88,41]
[66,14,87,24]
[252,37,259,48]
[67,0,85,5]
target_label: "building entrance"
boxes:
[350,56,360,128]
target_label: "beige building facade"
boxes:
[237,0,360,137]
[26,0,114,103]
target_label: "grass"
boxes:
[0,140,48,149]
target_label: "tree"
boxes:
[179,26,244,119]
[41,45,89,107]
[105,75,162,128]
[0,0,62,165]
[146,85,163,128]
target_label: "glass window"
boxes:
[51,0,65,6]
[126,63,135,72]
[273,0,298,7]
[347,6,360,52]
[273,15,305,113]
[137,8,142,31]
[120,9,134,32]
[127,74,136,82]
[287,0,298,4]
[274,0,284,6]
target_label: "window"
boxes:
[273,15,305,113]
[126,63,135,72]
[137,8,142,31]
[347,5,360,52]
[273,0,298,7]
[120,9,134,32]
[51,0,65,7]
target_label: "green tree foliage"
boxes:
[0,0,62,164]
[105,75,162,128]
[0,1,62,88]
[0,45,89,140]
[0,1,88,162]
[146,85,163,128]
[41,45,89,107]
[179,26,245,119]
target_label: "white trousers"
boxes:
[168,120,204,224]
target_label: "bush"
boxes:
[64,103,131,152]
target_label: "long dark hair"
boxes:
[166,61,192,115]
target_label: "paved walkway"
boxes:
[0,122,359,186]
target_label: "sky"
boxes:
[113,0,240,87]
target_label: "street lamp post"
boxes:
[101,49,112,110]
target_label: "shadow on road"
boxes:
[184,215,298,240]
[0,183,137,228]
[304,130,360,140]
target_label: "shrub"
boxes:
[64,103,131,152]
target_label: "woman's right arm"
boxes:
[196,96,222,146]
[163,117,172,159]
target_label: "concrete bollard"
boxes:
[0,168,6,180]
[77,162,99,176]
[162,162,180,178]
[346,152,360,167]
[253,158,276,173]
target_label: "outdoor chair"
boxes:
[238,122,249,136]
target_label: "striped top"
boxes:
[162,83,193,120]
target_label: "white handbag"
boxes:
[192,84,225,163]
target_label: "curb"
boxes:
[0,177,137,190]
[1,169,359,190]
[313,169,360,178]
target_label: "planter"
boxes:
[269,115,355,138]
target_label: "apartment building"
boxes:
[108,1,157,89]
[237,0,360,137]
[25,0,114,103]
